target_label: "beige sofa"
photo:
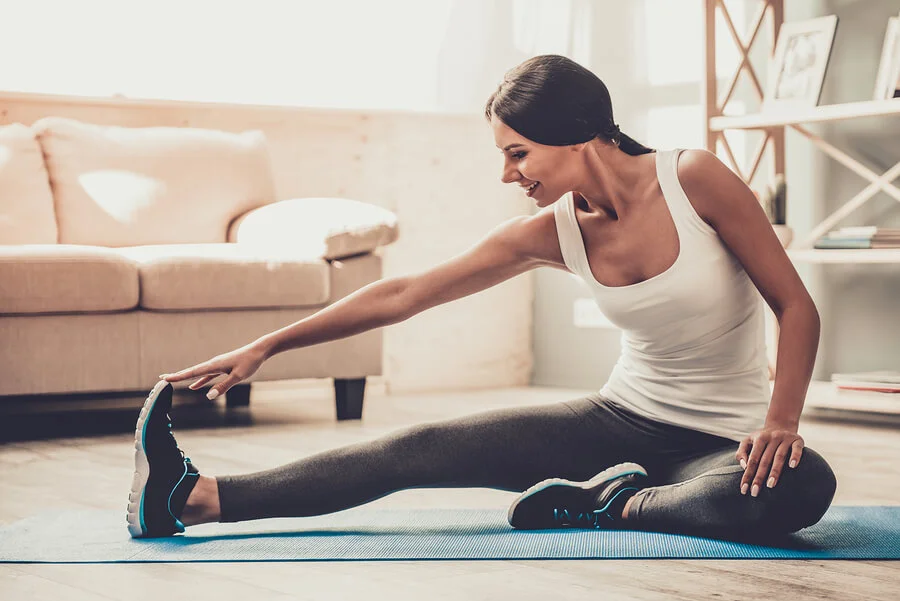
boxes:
[0,117,399,419]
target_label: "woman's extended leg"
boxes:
[628,443,838,539]
[200,395,652,524]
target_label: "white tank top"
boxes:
[553,148,769,443]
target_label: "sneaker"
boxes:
[507,462,647,530]
[127,380,200,538]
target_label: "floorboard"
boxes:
[1,385,897,600]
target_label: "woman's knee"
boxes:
[767,446,837,532]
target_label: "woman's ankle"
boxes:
[180,475,221,527]
[622,494,636,520]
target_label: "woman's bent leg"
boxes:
[214,396,638,523]
[630,444,838,539]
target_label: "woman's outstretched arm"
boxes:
[163,214,544,395]
[258,214,540,357]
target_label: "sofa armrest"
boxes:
[227,197,399,260]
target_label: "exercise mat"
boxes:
[1,506,897,563]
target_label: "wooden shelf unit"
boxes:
[703,0,900,252]
[787,248,900,263]
[703,0,900,420]
[710,98,900,131]
[794,381,900,416]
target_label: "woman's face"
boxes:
[491,116,580,208]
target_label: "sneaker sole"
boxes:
[507,461,647,527]
[126,379,169,538]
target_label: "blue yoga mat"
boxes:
[0,506,897,563]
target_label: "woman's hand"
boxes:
[159,341,270,400]
[735,422,804,498]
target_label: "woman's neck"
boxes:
[574,146,657,221]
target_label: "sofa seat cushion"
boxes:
[115,243,330,311]
[32,117,277,247]
[0,244,138,314]
[0,124,58,244]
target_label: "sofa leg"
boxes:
[334,378,365,420]
[225,383,251,408]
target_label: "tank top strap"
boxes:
[656,148,718,237]
[553,191,589,277]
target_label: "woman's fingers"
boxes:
[735,437,751,469]
[749,441,778,497]
[789,439,804,469]
[188,375,216,390]
[160,362,221,382]
[207,373,244,400]
[160,345,264,401]
[160,369,195,382]
[740,436,766,495]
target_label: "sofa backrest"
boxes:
[31,117,277,247]
[0,123,58,244]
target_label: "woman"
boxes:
[127,55,836,541]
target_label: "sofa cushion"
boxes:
[32,117,276,247]
[115,244,330,311]
[228,197,399,260]
[0,244,138,314]
[0,123,58,244]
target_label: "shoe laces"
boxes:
[552,507,612,528]
[166,415,191,465]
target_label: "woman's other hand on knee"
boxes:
[734,423,804,497]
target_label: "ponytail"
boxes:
[617,131,655,156]
[607,123,654,156]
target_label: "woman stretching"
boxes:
[127,54,836,541]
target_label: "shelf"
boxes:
[709,99,900,131]
[786,248,900,263]
[800,381,900,415]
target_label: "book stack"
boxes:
[830,371,900,394]
[814,226,900,249]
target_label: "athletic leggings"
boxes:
[216,393,837,540]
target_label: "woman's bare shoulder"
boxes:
[676,148,721,228]
[514,205,569,271]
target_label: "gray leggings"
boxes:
[216,393,837,540]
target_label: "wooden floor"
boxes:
[1,384,898,601]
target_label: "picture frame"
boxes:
[763,15,839,110]
[873,14,900,101]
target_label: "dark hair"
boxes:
[484,54,654,156]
